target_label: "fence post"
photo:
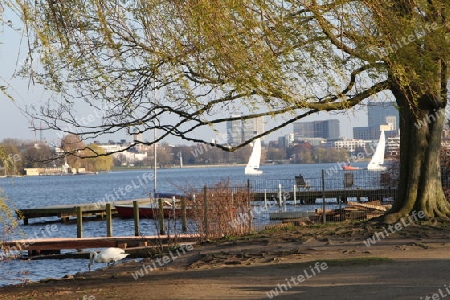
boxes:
[247,179,252,232]
[76,206,83,238]
[322,169,326,223]
[278,184,282,207]
[293,184,297,206]
[133,201,140,236]
[158,198,165,235]
[181,197,187,233]
[203,185,208,239]
[172,196,176,219]
[106,203,112,237]
[264,189,267,209]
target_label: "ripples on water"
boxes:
[0,163,370,287]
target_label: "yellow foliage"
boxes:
[80,143,113,172]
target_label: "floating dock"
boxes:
[254,188,396,203]
[1,234,199,257]
[16,198,152,225]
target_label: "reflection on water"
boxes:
[0,258,89,286]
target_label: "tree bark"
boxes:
[385,89,450,224]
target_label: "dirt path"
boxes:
[1,222,450,300]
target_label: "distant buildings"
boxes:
[286,102,402,156]
[278,134,295,148]
[328,139,369,152]
[98,141,148,166]
[368,101,398,130]
[354,101,399,140]
[352,127,378,140]
[293,119,340,140]
[226,115,265,146]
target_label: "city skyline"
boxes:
[0,96,391,146]
[0,103,374,145]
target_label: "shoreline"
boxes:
[1,222,449,299]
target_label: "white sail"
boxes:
[367,131,387,171]
[245,138,263,175]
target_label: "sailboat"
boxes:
[367,130,387,171]
[245,138,263,175]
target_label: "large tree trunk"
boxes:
[385,89,450,224]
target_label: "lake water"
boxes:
[0,162,373,287]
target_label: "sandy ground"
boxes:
[1,221,450,300]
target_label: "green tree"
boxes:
[288,143,314,164]
[266,147,287,162]
[5,1,450,222]
[0,143,22,175]
[22,143,54,168]
[81,143,113,172]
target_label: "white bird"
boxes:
[88,247,129,271]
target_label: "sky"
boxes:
[0,13,374,147]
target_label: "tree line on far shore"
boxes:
[0,134,359,175]
[0,135,114,175]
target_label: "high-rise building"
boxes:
[226,115,265,146]
[293,122,315,139]
[278,133,295,148]
[293,119,340,140]
[314,119,340,139]
[353,101,399,140]
[368,101,399,138]
[368,101,398,128]
[353,127,379,140]
[227,115,243,145]
[385,116,397,130]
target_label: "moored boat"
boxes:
[115,192,193,218]
[114,204,192,219]
[342,165,360,171]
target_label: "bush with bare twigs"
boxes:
[187,180,253,239]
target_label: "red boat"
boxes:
[342,164,360,170]
[114,204,192,219]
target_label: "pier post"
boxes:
[181,197,187,233]
[293,185,297,206]
[158,198,165,235]
[278,184,282,207]
[172,196,176,219]
[106,203,112,237]
[203,185,208,239]
[321,170,326,224]
[264,189,267,209]
[247,179,252,231]
[76,206,83,238]
[133,201,140,236]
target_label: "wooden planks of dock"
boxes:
[254,188,396,204]
[16,198,152,225]
[1,234,199,257]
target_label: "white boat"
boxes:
[367,130,387,171]
[245,138,263,175]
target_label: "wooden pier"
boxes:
[7,187,396,258]
[16,188,397,225]
[16,198,152,225]
[1,234,198,257]
[253,188,396,204]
